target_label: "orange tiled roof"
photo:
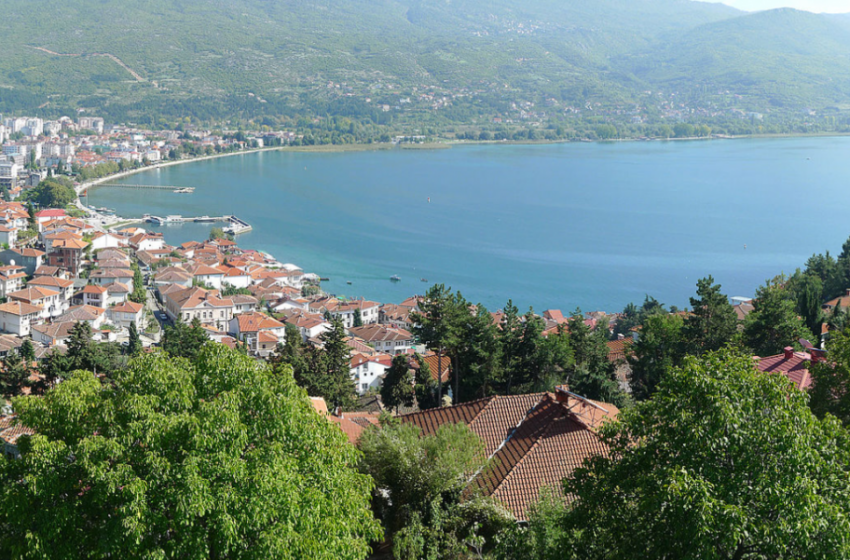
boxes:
[399,389,618,520]
[235,312,284,333]
[756,348,812,390]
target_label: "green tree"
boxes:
[787,270,824,338]
[743,276,811,356]
[162,317,209,360]
[353,308,363,328]
[19,338,35,363]
[129,262,146,304]
[455,303,503,403]
[810,326,850,425]
[628,313,684,400]
[0,346,382,558]
[413,353,441,410]
[0,350,30,397]
[682,275,737,355]
[358,417,511,560]
[412,285,461,404]
[566,310,627,407]
[127,322,143,356]
[23,178,76,208]
[518,350,850,559]
[290,317,356,410]
[497,300,523,395]
[381,354,415,413]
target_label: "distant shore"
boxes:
[79,130,850,198]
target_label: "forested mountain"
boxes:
[2,0,850,125]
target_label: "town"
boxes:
[1,112,848,559]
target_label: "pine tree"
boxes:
[411,284,461,405]
[319,317,356,410]
[381,354,415,413]
[353,308,363,328]
[19,338,35,363]
[1,350,30,397]
[128,322,143,356]
[498,300,523,395]
[682,275,737,355]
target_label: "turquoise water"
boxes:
[89,138,850,312]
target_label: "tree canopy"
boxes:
[24,178,76,208]
[512,350,850,559]
[0,345,382,559]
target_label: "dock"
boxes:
[146,215,253,234]
[96,183,196,193]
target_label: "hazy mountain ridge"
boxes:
[2,0,849,120]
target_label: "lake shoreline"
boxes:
[78,130,850,197]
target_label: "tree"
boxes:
[517,351,850,559]
[627,313,684,400]
[0,346,382,558]
[497,300,523,395]
[810,326,850,425]
[566,310,627,407]
[456,303,503,403]
[127,322,143,356]
[0,350,30,397]
[381,354,415,413]
[23,178,76,208]
[413,353,441,410]
[19,338,35,363]
[289,317,356,410]
[743,276,811,356]
[682,275,737,355]
[787,271,824,339]
[412,285,461,405]
[162,317,209,360]
[358,417,511,560]
[26,202,37,231]
[353,308,363,328]
[129,263,146,304]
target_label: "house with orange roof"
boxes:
[32,321,76,347]
[350,352,393,395]
[398,386,618,521]
[88,231,128,250]
[332,299,381,329]
[107,301,145,330]
[0,224,18,248]
[90,268,135,290]
[0,301,43,336]
[227,312,285,347]
[280,309,331,341]
[129,232,165,252]
[379,303,416,329]
[46,237,89,276]
[153,267,193,287]
[185,263,225,289]
[348,324,414,355]
[8,286,64,319]
[219,265,252,289]
[755,346,826,391]
[27,275,74,303]
[0,265,26,298]
[0,415,36,459]
[73,284,109,309]
[55,305,107,329]
[824,289,850,312]
[164,286,235,330]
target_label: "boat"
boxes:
[347,281,352,285]
[420,278,428,282]
[173,187,194,194]
[160,215,183,224]
[390,275,401,282]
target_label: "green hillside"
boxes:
[1,0,850,127]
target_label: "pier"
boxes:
[94,183,196,192]
[145,215,253,234]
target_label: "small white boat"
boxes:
[390,275,401,282]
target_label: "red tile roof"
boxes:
[399,389,618,520]
[755,348,812,390]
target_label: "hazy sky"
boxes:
[701,0,850,12]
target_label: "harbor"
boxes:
[144,214,253,234]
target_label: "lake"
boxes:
[88,138,850,313]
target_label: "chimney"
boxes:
[555,385,570,403]
[617,333,625,341]
[846,289,850,297]
[811,348,827,364]
[783,346,794,360]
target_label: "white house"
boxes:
[0,265,26,298]
[32,321,75,347]
[8,286,65,320]
[347,324,414,355]
[0,301,43,336]
[107,301,145,330]
[73,284,109,308]
[89,232,128,250]
[0,225,17,248]
[55,305,107,329]
[350,353,392,395]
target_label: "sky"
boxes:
[700,0,850,12]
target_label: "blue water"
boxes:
[88,138,850,313]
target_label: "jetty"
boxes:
[145,214,253,234]
[95,183,196,193]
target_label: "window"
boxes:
[361,383,368,391]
